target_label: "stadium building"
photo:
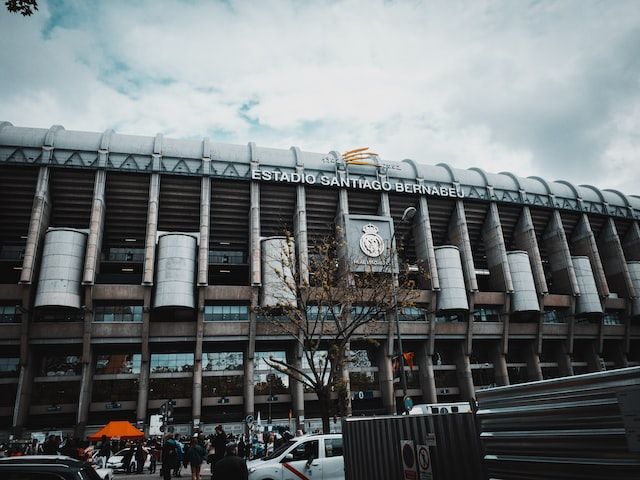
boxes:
[0,121,638,438]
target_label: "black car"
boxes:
[0,455,103,480]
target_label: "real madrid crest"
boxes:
[359,223,385,258]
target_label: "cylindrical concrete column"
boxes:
[378,342,395,415]
[507,251,540,313]
[154,233,197,309]
[455,343,475,401]
[492,344,509,386]
[572,256,603,316]
[526,343,543,381]
[290,354,305,421]
[417,343,437,404]
[627,261,640,316]
[435,246,469,312]
[260,237,296,308]
[244,354,255,419]
[35,228,88,308]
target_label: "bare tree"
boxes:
[5,0,38,16]
[256,227,419,433]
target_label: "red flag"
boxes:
[403,352,415,370]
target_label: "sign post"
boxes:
[416,444,433,480]
[400,440,418,480]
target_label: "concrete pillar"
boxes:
[136,288,152,426]
[557,342,573,377]
[378,340,395,415]
[482,203,513,292]
[598,218,635,298]
[82,170,106,285]
[622,222,640,261]
[76,288,95,437]
[513,206,548,294]
[249,143,261,287]
[192,287,205,428]
[20,167,51,285]
[197,177,211,287]
[542,211,579,295]
[492,343,509,387]
[585,342,605,372]
[142,174,160,286]
[526,342,543,381]
[340,342,352,417]
[448,200,478,292]
[413,196,440,290]
[417,343,437,404]
[294,181,309,286]
[571,214,609,297]
[243,349,255,420]
[455,343,475,401]
[12,348,35,436]
[289,346,305,421]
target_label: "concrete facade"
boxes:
[0,122,638,438]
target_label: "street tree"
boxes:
[5,0,38,16]
[256,227,419,433]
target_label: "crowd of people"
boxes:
[0,424,306,480]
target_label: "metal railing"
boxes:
[475,367,640,479]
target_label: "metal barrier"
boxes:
[342,412,487,480]
[476,366,640,479]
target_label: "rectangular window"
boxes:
[203,375,244,397]
[473,307,501,322]
[324,437,343,458]
[0,357,20,377]
[204,304,249,321]
[150,353,194,373]
[351,305,385,321]
[31,381,81,405]
[543,308,568,324]
[149,377,193,400]
[209,250,246,264]
[204,352,244,371]
[434,313,463,322]
[399,307,426,321]
[92,379,139,402]
[254,351,289,394]
[39,355,82,376]
[94,305,143,322]
[603,311,622,325]
[95,354,141,375]
[0,305,20,323]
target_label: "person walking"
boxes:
[212,443,248,480]
[149,439,159,474]
[212,425,227,466]
[173,434,184,477]
[185,437,206,480]
[161,434,179,480]
[134,441,147,474]
[96,435,111,469]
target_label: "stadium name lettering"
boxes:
[251,170,465,198]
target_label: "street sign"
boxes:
[400,440,417,480]
[416,444,433,480]
[245,415,254,424]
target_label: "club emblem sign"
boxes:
[359,223,385,258]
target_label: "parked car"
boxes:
[105,446,150,472]
[0,455,103,480]
[247,434,344,480]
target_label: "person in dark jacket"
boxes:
[185,437,206,480]
[134,441,147,474]
[213,443,248,480]
[212,425,227,466]
[161,435,179,480]
[97,435,111,468]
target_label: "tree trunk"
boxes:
[317,389,331,434]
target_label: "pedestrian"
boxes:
[97,435,111,468]
[161,434,179,480]
[173,434,184,477]
[212,425,227,466]
[149,439,160,474]
[212,443,248,480]
[185,437,206,480]
[237,436,246,459]
[135,441,147,474]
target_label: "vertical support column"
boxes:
[289,343,305,422]
[448,200,478,292]
[492,343,509,386]
[82,170,106,285]
[136,277,153,426]
[378,340,395,415]
[14,166,51,435]
[249,143,261,287]
[414,196,440,290]
[417,342,437,404]
[598,218,636,298]
[294,186,309,286]
[556,342,573,377]
[245,289,258,420]
[586,341,605,372]
[571,214,610,297]
[513,207,548,294]
[197,176,211,287]
[526,342,543,381]
[142,174,160,286]
[482,203,513,292]
[542,211,579,295]
[75,287,95,438]
[192,287,205,429]
[455,343,475,401]
[623,222,640,260]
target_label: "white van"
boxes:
[248,434,344,480]
[409,402,472,415]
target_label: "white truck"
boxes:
[248,433,344,480]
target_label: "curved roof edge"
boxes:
[0,122,637,216]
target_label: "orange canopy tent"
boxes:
[88,421,145,441]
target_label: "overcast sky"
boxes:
[1,0,639,193]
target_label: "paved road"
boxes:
[110,463,212,480]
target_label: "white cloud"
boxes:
[0,0,638,193]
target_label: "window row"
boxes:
[94,305,143,323]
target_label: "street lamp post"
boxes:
[392,206,416,414]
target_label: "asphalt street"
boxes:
[112,462,213,480]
